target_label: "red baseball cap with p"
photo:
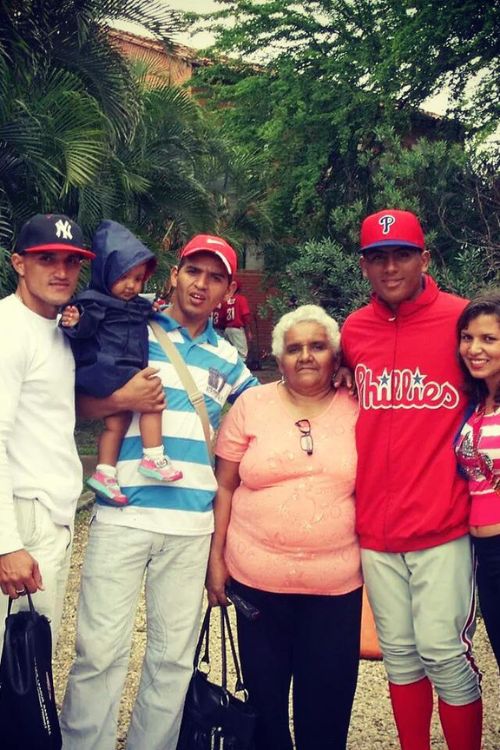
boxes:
[14,213,95,259]
[180,234,237,277]
[360,209,425,253]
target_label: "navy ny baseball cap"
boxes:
[14,213,95,259]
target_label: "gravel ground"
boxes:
[54,508,499,749]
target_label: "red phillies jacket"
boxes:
[342,275,469,552]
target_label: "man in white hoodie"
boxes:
[0,213,95,646]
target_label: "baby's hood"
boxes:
[90,220,157,294]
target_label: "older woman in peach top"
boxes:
[206,304,362,750]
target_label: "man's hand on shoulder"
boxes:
[0,549,43,598]
[333,365,356,396]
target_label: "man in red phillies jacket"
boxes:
[341,209,482,750]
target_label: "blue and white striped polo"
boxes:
[94,312,259,535]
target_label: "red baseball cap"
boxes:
[14,213,95,259]
[180,234,237,277]
[360,209,425,253]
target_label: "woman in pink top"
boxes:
[207,304,362,750]
[456,290,500,675]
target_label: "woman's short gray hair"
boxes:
[271,304,341,359]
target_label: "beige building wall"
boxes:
[108,29,206,87]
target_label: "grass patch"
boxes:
[75,418,101,456]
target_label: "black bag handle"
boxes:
[3,590,37,696]
[193,605,248,696]
[221,606,246,694]
[6,589,35,617]
[193,605,212,669]
[220,604,227,690]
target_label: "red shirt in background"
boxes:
[217,292,251,329]
[212,302,225,329]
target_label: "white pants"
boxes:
[60,518,211,750]
[0,497,72,652]
[362,536,481,705]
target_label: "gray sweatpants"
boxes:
[361,535,481,705]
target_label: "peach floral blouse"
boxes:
[215,382,362,595]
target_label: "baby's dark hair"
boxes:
[456,288,500,406]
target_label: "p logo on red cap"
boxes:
[360,209,425,253]
[379,215,396,235]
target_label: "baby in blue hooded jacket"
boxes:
[61,220,182,505]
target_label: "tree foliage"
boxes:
[264,238,370,324]
[0,0,274,296]
[190,0,499,311]
[195,0,499,138]
[0,0,181,249]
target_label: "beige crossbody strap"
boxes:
[149,321,213,459]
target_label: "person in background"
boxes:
[456,290,500,676]
[60,234,259,750]
[60,220,182,507]
[212,299,226,336]
[341,209,482,750]
[221,280,253,361]
[0,213,93,648]
[207,304,362,750]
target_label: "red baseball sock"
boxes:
[389,678,433,750]
[438,697,482,750]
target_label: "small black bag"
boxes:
[0,592,62,750]
[177,605,257,750]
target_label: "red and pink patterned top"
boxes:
[456,405,500,526]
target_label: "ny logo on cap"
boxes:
[55,219,73,240]
[379,214,396,235]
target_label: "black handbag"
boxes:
[0,591,62,750]
[177,605,257,750]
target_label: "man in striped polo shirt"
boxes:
[61,234,259,750]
